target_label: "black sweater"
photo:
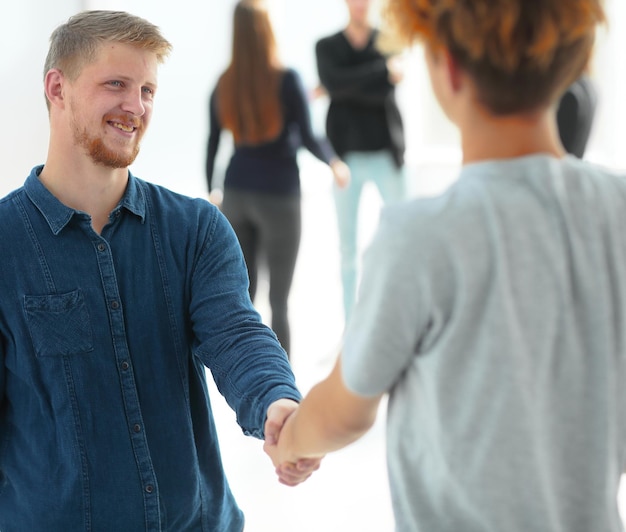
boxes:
[315,29,405,168]
[556,75,597,159]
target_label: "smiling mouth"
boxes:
[110,121,137,133]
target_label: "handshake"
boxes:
[262,398,324,487]
[261,358,383,486]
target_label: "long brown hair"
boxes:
[217,0,283,144]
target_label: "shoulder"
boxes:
[137,178,239,250]
[0,188,25,240]
[0,187,21,209]
[372,194,455,265]
[138,178,213,209]
[209,84,219,102]
[378,175,481,235]
[316,31,344,52]
[372,170,503,266]
[136,178,220,226]
[564,157,626,194]
[0,168,45,229]
[280,68,307,98]
[281,67,301,85]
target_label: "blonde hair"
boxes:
[44,10,172,107]
[381,0,605,114]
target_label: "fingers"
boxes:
[386,56,404,85]
[263,416,281,447]
[275,457,323,487]
[262,437,282,468]
[335,173,350,189]
[276,462,309,487]
[330,160,351,189]
[295,458,322,473]
[263,399,299,467]
[264,399,298,445]
[263,399,324,487]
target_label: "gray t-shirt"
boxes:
[342,155,626,532]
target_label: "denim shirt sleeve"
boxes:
[0,335,4,414]
[190,205,301,438]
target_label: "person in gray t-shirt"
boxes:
[264,1,625,531]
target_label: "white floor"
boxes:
[207,159,394,532]
[206,157,626,531]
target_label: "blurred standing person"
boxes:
[206,0,349,358]
[315,0,407,324]
[556,73,598,158]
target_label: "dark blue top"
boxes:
[0,167,301,531]
[206,68,336,196]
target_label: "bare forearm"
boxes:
[278,358,382,462]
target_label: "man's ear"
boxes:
[443,49,463,93]
[44,69,66,109]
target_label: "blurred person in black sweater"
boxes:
[315,0,407,324]
[556,74,598,158]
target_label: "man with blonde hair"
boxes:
[0,10,315,531]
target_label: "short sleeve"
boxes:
[341,204,433,396]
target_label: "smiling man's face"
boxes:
[65,42,158,168]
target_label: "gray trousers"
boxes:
[221,189,301,357]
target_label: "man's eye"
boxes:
[143,87,155,95]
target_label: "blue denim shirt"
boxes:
[0,166,301,531]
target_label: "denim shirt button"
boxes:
[97,243,106,252]
[133,424,141,433]
[110,300,120,310]
[145,485,154,494]
[121,361,130,370]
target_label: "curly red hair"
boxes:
[381,0,605,113]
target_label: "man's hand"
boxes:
[386,55,404,85]
[274,456,322,487]
[263,399,322,486]
[264,358,381,486]
[330,158,351,189]
[208,189,223,207]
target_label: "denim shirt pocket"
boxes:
[24,290,94,357]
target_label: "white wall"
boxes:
[1,1,82,195]
[2,0,625,201]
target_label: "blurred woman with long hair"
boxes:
[206,0,348,359]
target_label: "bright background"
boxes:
[3,0,626,198]
[1,1,625,530]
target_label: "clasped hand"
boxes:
[263,399,323,486]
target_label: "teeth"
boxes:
[112,122,134,132]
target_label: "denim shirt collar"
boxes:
[24,164,146,235]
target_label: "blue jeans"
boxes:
[333,150,407,322]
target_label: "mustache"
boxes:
[105,114,143,130]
